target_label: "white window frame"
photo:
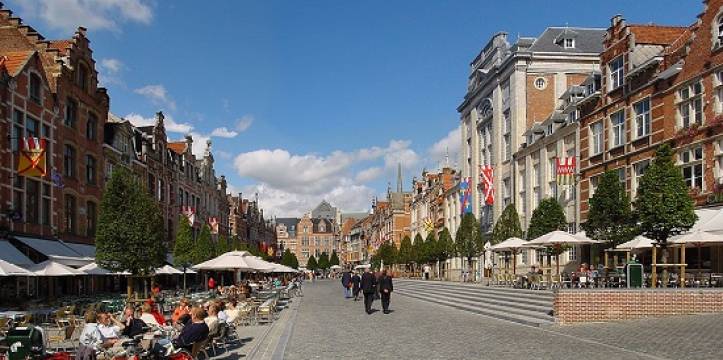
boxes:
[715,14,723,48]
[503,177,511,207]
[679,145,704,191]
[564,38,575,49]
[610,110,625,148]
[535,77,546,90]
[609,56,624,90]
[677,80,704,128]
[715,72,723,114]
[632,160,650,199]
[590,121,603,155]
[503,110,511,161]
[589,176,600,198]
[633,98,651,138]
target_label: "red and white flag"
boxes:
[556,157,576,186]
[480,165,494,205]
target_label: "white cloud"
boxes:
[236,115,254,132]
[215,150,232,160]
[97,58,124,86]
[231,139,419,216]
[134,84,176,111]
[210,127,238,138]
[17,0,153,34]
[429,126,461,168]
[125,113,193,134]
[100,58,123,74]
[355,167,384,183]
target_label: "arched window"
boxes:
[717,15,723,47]
[478,98,493,119]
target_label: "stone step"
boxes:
[396,283,553,314]
[395,289,554,327]
[396,280,555,302]
[396,282,554,305]
[397,286,554,323]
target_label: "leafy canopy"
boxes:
[583,170,637,248]
[526,198,567,240]
[455,213,484,261]
[173,215,195,268]
[96,167,166,276]
[634,144,697,245]
[307,255,318,270]
[491,204,523,245]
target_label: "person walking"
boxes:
[378,270,394,314]
[351,271,361,301]
[341,270,352,298]
[360,267,377,314]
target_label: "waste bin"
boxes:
[627,263,644,288]
[5,326,44,360]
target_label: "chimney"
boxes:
[611,15,623,27]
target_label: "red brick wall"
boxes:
[555,289,723,324]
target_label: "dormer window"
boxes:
[609,56,625,90]
[563,38,575,49]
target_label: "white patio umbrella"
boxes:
[329,264,342,270]
[489,237,528,274]
[616,235,655,250]
[193,251,254,271]
[155,265,184,275]
[525,231,601,275]
[671,230,723,273]
[245,256,277,273]
[79,262,112,275]
[27,260,84,276]
[0,259,34,276]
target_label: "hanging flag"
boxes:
[556,157,576,186]
[181,206,196,225]
[267,245,275,257]
[208,217,219,234]
[480,166,494,205]
[17,137,47,177]
[459,177,473,214]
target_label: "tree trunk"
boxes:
[126,277,134,299]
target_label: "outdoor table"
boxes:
[0,311,28,320]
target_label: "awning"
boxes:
[14,236,93,267]
[62,242,95,258]
[0,240,34,266]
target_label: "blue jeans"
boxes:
[343,286,351,298]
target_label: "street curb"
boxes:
[270,299,300,360]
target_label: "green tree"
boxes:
[397,236,413,269]
[281,249,295,267]
[454,213,484,280]
[422,232,437,265]
[435,228,454,279]
[173,215,195,269]
[290,252,300,269]
[412,234,425,264]
[231,236,242,251]
[634,144,697,286]
[491,204,523,245]
[583,170,637,248]
[193,225,214,263]
[306,255,318,271]
[371,242,397,270]
[216,235,229,256]
[96,167,166,297]
[329,251,340,267]
[318,252,330,270]
[526,198,567,240]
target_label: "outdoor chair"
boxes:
[0,317,11,336]
[192,339,210,359]
[256,299,275,324]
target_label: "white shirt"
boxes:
[97,323,120,339]
[140,313,160,327]
[79,323,103,348]
[205,315,219,335]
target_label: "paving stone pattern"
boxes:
[283,279,723,360]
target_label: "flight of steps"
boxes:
[395,280,555,327]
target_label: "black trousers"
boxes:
[363,292,375,313]
[381,292,391,311]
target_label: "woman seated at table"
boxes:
[140,303,161,327]
[121,305,147,338]
[146,297,166,325]
[155,306,210,355]
[204,304,220,335]
[171,298,190,325]
[224,300,240,323]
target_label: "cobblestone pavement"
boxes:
[283,279,723,360]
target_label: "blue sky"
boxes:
[9,0,700,216]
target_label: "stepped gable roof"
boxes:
[47,40,72,55]
[168,142,187,155]
[528,27,605,53]
[628,24,688,45]
[0,50,34,76]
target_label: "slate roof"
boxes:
[528,27,605,54]
[276,218,300,230]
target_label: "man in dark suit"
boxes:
[351,271,361,301]
[378,270,394,314]
[341,270,352,298]
[360,267,377,314]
